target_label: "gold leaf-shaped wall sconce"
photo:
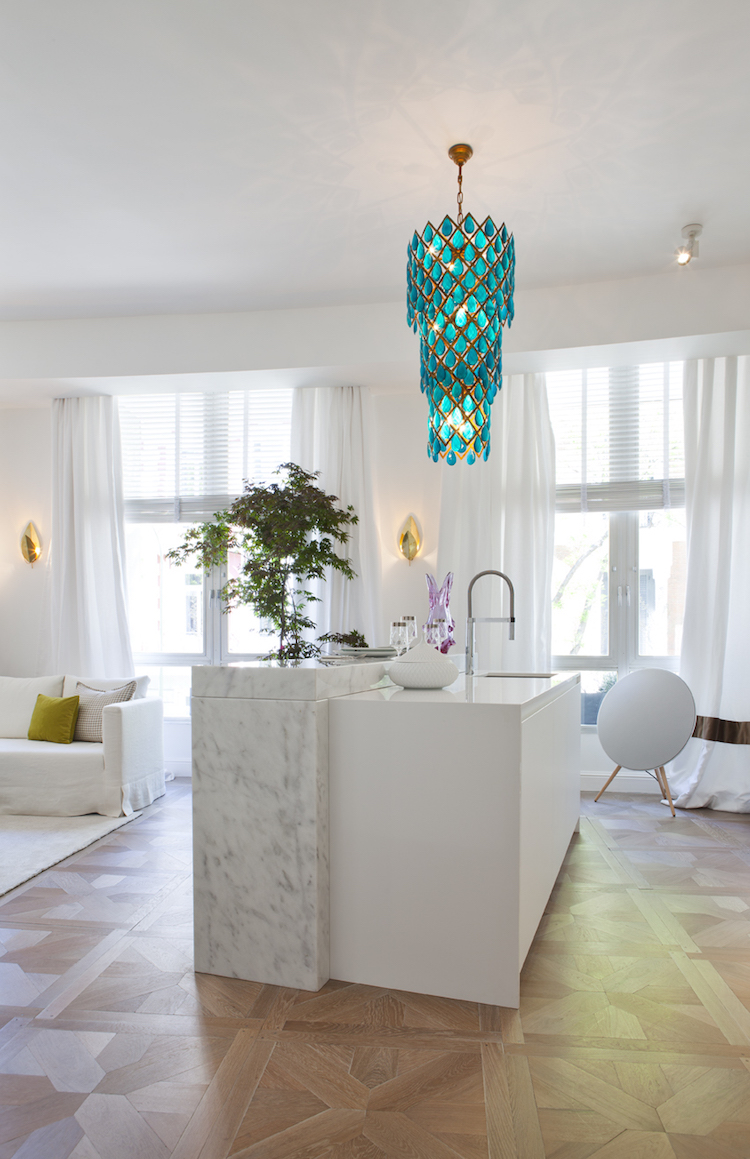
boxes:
[21,522,41,565]
[398,515,421,563]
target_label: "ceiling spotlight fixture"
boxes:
[407,144,515,465]
[676,223,702,266]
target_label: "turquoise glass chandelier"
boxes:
[407,144,515,464]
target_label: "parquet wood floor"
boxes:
[1,783,750,1157]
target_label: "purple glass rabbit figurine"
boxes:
[424,572,456,654]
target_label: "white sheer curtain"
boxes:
[49,397,134,677]
[291,386,382,647]
[668,357,750,811]
[436,374,555,671]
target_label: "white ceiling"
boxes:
[1,0,749,321]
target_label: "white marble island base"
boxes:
[191,661,388,992]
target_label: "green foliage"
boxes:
[166,462,359,663]
[318,630,369,650]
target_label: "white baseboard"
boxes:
[581,771,660,794]
[168,767,658,790]
[165,759,192,778]
[167,763,657,790]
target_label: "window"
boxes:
[120,390,293,716]
[547,364,686,723]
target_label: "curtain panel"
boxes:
[436,374,556,672]
[290,385,383,648]
[668,356,750,810]
[49,397,134,677]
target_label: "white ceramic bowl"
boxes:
[388,641,458,689]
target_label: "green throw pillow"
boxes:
[28,693,80,744]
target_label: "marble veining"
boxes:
[192,660,388,701]
[192,695,329,991]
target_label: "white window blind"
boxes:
[546,363,685,512]
[119,390,293,521]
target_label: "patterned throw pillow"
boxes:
[74,680,137,743]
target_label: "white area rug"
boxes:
[0,813,138,895]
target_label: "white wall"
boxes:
[580,729,658,795]
[0,408,52,676]
[1,262,750,402]
[164,718,192,777]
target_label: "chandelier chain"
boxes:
[456,164,464,225]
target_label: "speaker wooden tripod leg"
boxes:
[595,765,622,802]
[658,765,676,817]
[654,765,667,800]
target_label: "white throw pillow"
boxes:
[62,674,150,700]
[74,680,137,743]
[0,675,65,738]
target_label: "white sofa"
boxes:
[0,674,166,817]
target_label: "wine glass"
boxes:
[402,616,417,649]
[434,618,449,652]
[424,617,447,650]
[390,621,408,656]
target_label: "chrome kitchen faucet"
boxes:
[466,570,515,676]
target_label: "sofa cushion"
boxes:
[62,674,150,700]
[74,681,136,743]
[28,694,80,744]
[0,675,65,738]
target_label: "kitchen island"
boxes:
[192,664,580,1007]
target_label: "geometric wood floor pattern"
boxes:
[1,781,750,1157]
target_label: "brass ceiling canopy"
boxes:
[447,143,473,167]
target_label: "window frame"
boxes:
[548,363,685,724]
[552,511,681,686]
[120,388,294,716]
[129,557,275,719]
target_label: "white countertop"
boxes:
[191,662,579,713]
[340,671,580,716]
